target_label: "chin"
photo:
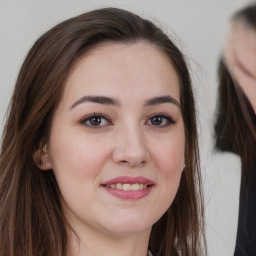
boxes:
[102,215,153,235]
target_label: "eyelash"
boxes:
[146,113,175,127]
[80,113,112,129]
[80,113,175,129]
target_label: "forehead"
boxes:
[228,21,256,45]
[225,21,256,63]
[61,42,181,106]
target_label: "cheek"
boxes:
[48,132,111,211]
[149,134,184,224]
[49,130,110,180]
[158,145,183,194]
[153,132,185,176]
[150,129,185,210]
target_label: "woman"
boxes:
[214,4,256,255]
[0,8,205,256]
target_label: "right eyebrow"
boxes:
[70,95,120,110]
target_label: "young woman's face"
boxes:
[225,20,256,113]
[44,42,185,236]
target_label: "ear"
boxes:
[33,145,52,170]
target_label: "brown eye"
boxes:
[147,114,175,127]
[89,116,102,126]
[151,116,163,126]
[81,114,112,128]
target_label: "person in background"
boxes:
[0,7,205,256]
[214,4,256,255]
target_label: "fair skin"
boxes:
[39,42,185,256]
[224,20,256,113]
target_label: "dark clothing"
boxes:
[234,164,256,255]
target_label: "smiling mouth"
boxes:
[102,183,150,191]
[101,176,154,199]
[101,183,154,200]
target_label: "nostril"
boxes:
[118,159,146,167]
[138,160,147,167]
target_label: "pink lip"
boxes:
[101,176,154,200]
[102,176,154,185]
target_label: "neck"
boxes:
[67,225,151,256]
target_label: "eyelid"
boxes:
[146,113,176,127]
[80,113,112,128]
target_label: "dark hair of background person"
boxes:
[0,8,205,256]
[214,59,256,175]
[214,3,256,177]
[233,3,256,30]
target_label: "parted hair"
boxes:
[0,8,205,256]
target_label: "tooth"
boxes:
[139,184,144,190]
[108,183,148,191]
[123,184,132,191]
[116,183,123,190]
[131,183,139,191]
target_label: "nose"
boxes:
[112,126,150,167]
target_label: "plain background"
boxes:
[0,0,253,255]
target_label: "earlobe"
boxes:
[33,145,52,170]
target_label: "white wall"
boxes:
[0,0,251,255]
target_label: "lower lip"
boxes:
[103,186,153,200]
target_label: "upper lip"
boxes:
[102,176,154,185]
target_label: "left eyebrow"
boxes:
[144,95,180,108]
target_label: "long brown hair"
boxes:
[0,8,205,256]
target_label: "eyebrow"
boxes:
[70,95,120,109]
[144,95,180,108]
[70,95,180,110]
